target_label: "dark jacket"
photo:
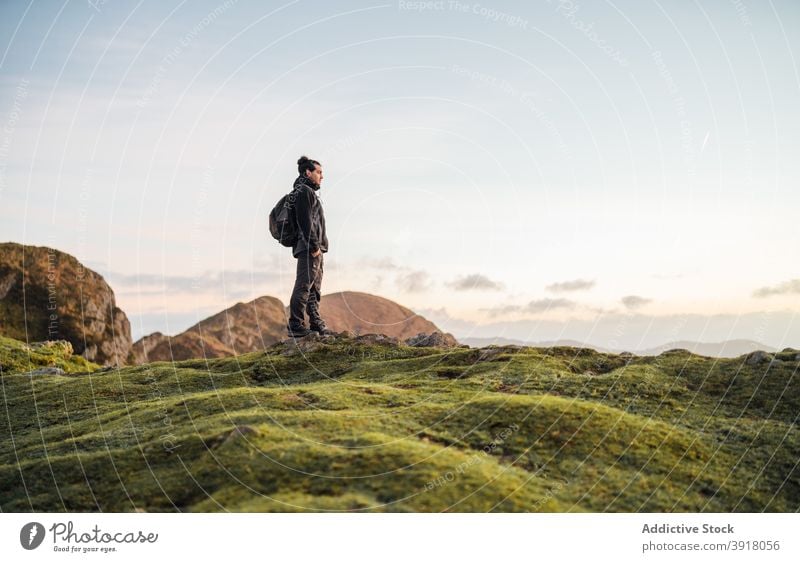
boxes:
[291,175,328,258]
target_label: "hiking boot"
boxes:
[287,327,312,338]
[310,324,335,336]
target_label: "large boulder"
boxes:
[0,242,132,366]
[745,350,771,366]
[404,331,460,348]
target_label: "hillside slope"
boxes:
[1,336,797,512]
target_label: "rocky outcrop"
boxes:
[24,367,66,376]
[745,350,771,366]
[0,242,132,366]
[278,330,463,356]
[132,296,287,363]
[129,332,169,364]
[404,331,460,348]
[0,335,99,375]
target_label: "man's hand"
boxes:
[311,248,321,257]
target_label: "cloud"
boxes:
[753,278,800,298]
[107,268,281,295]
[414,306,478,334]
[446,273,504,291]
[396,270,432,293]
[621,295,652,310]
[252,254,282,269]
[482,304,523,318]
[358,255,434,294]
[545,278,596,293]
[525,298,576,313]
[651,272,684,280]
[483,297,576,318]
[359,256,403,271]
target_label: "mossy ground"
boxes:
[0,334,98,375]
[0,336,797,512]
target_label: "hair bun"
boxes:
[297,155,320,176]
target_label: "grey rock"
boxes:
[404,331,460,348]
[476,345,525,362]
[25,367,66,376]
[0,271,16,300]
[356,333,399,345]
[223,425,260,445]
[659,348,691,356]
[745,350,771,366]
[478,347,505,361]
[281,332,328,355]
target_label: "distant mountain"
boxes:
[635,339,777,358]
[316,291,444,340]
[0,242,132,366]
[460,335,776,358]
[457,336,530,348]
[131,296,286,363]
[461,336,613,352]
[133,290,452,363]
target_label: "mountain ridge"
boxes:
[459,336,780,358]
[131,290,451,364]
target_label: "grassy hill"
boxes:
[0,334,797,512]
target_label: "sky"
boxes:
[0,0,798,350]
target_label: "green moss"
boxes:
[0,334,99,375]
[0,336,797,512]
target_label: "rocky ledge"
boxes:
[277,330,465,355]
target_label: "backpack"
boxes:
[268,186,301,247]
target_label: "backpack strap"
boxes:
[285,184,303,207]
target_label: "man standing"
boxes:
[287,155,334,337]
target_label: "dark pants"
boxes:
[288,250,324,331]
